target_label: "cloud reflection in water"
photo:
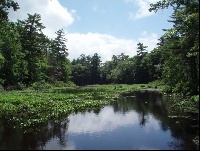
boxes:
[68,106,160,134]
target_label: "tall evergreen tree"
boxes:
[134,43,149,83]
[90,53,101,84]
[17,13,49,85]
[136,42,148,57]
[48,29,71,82]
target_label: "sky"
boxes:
[8,0,174,63]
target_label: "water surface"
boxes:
[0,91,198,150]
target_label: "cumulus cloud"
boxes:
[127,0,158,19]
[66,32,158,62]
[66,32,137,62]
[8,0,74,38]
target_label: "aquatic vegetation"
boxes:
[0,85,132,132]
[0,84,198,133]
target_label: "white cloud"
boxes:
[8,0,74,38]
[127,0,159,19]
[66,32,158,62]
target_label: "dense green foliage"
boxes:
[149,0,199,95]
[0,4,71,88]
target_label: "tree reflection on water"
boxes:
[0,90,198,150]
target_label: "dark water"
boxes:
[0,91,199,150]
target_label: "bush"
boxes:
[66,81,77,87]
[163,86,173,93]
[53,81,76,87]
[31,80,52,90]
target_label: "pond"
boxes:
[0,90,199,150]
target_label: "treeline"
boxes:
[0,0,199,96]
[0,1,71,89]
[71,43,159,85]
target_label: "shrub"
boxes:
[53,81,76,87]
[31,80,52,90]
[163,86,173,93]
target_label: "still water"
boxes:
[0,91,199,150]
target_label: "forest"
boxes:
[0,0,199,98]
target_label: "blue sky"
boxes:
[60,0,172,39]
[9,0,173,62]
